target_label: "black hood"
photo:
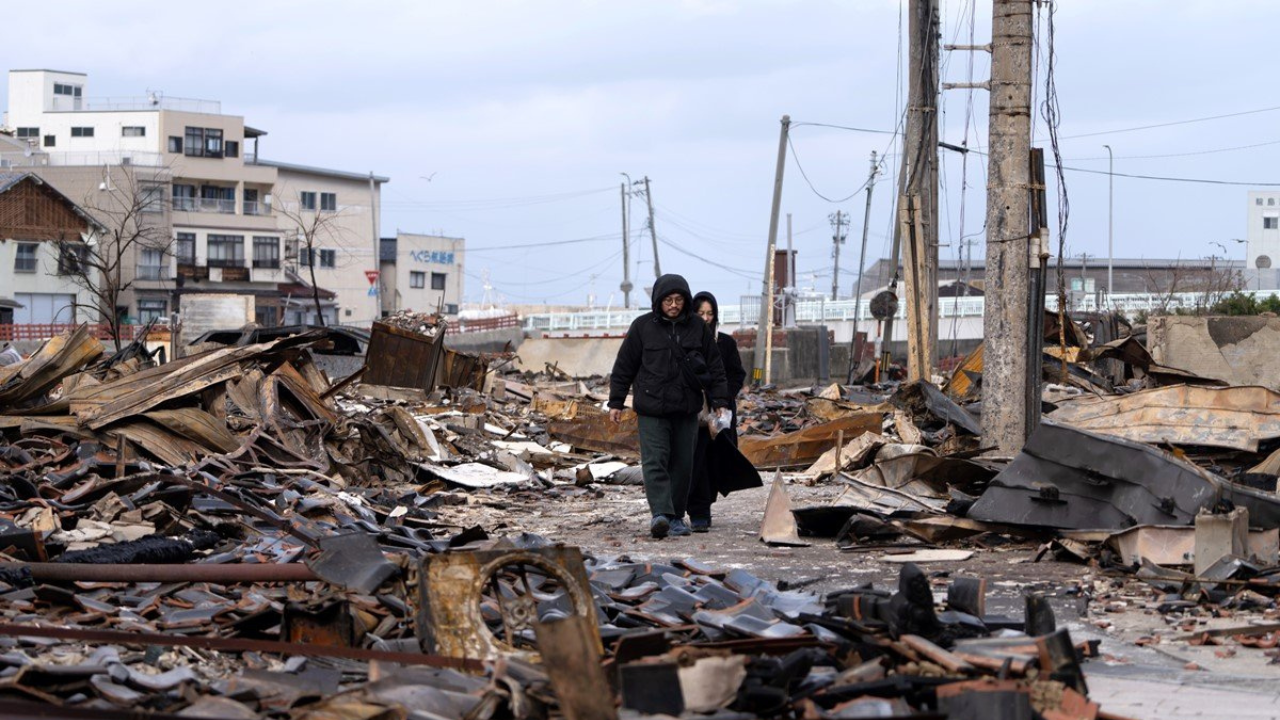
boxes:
[651,274,694,319]
[692,291,720,330]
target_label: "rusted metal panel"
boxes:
[739,414,882,469]
[363,320,447,391]
[1050,384,1280,452]
[548,410,640,456]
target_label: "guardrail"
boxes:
[521,290,1280,332]
[455,314,522,334]
[0,324,147,342]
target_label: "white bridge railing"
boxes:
[522,290,1280,333]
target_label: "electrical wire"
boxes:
[790,122,898,135]
[1059,105,1280,141]
[655,234,759,280]
[465,233,622,253]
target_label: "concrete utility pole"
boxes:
[892,0,941,382]
[753,115,790,385]
[982,0,1034,454]
[847,151,880,383]
[643,176,661,278]
[829,210,847,300]
[369,172,380,323]
[620,182,632,308]
[1104,144,1114,300]
[785,213,795,327]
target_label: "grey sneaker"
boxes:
[690,516,711,533]
[650,515,671,539]
[669,518,692,537]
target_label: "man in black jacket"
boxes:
[609,274,730,539]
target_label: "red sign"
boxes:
[364,270,380,285]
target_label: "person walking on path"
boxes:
[687,291,747,532]
[609,274,730,539]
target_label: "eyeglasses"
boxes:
[662,296,684,306]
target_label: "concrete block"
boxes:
[1194,507,1249,577]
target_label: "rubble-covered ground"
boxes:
[4,312,1280,719]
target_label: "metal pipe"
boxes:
[3,562,319,583]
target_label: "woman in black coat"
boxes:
[687,291,747,532]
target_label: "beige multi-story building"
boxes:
[1,68,388,328]
[378,232,465,317]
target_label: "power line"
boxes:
[1059,104,1280,140]
[1067,138,1280,161]
[465,233,621,252]
[790,121,898,135]
[655,234,759,280]
[787,134,879,204]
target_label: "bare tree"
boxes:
[273,195,351,327]
[61,165,174,350]
[1138,258,1244,316]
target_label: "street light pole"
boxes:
[1104,145,1113,301]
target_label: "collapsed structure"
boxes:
[0,308,1277,718]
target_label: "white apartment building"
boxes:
[378,232,465,316]
[1,69,388,327]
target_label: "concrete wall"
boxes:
[178,294,253,348]
[1148,315,1280,389]
[515,337,623,377]
[445,327,522,354]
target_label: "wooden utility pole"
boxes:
[847,151,879,383]
[891,0,941,382]
[982,0,1034,454]
[620,183,632,308]
[643,176,661,278]
[753,115,790,385]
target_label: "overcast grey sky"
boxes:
[6,0,1277,308]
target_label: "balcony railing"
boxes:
[252,259,280,269]
[172,197,196,212]
[198,198,236,214]
[136,265,170,281]
[207,258,243,268]
[243,201,271,216]
[81,95,221,114]
[0,150,166,168]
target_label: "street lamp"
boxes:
[1104,145,1113,300]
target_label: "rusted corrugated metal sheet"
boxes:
[1050,384,1280,452]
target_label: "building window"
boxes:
[53,83,81,97]
[1271,198,1277,206]
[1258,199,1265,206]
[410,271,426,288]
[1265,217,1279,230]
[183,127,223,158]
[172,184,196,211]
[299,191,317,211]
[199,185,235,213]
[57,243,87,275]
[16,127,38,138]
[137,299,168,323]
[445,303,458,315]
[298,247,335,268]
[122,126,146,137]
[320,192,337,212]
[140,184,165,214]
[176,232,196,264]
[255,306,277,327]
[207,234,245,267]
[168,136,183,153]
[137,248,168,280]
[431,272,446,291]
[225,140,239,158]
[253,236,280,269]
[71,126,94,137]
[43,135,55,148]
[14,243,37,273]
